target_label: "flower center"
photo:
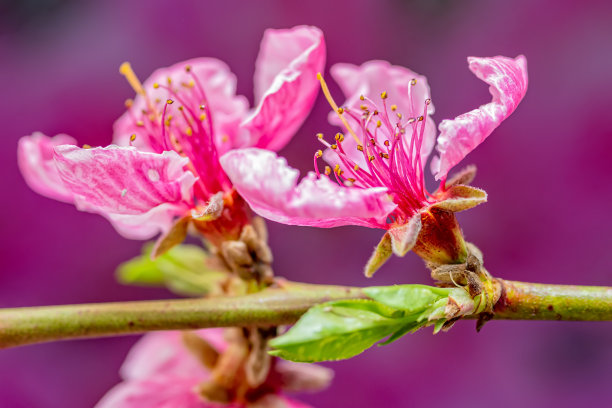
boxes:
[119,62,231,200]
[313,73,435,223]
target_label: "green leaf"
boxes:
[117,243,226,296]
[363,284,450,314]
[269,300,406,362]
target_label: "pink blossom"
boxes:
[18,26,325,249]
[96,329,330,408]
[221,56,527,267]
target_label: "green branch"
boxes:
[0,281,610,350]
[493,280,612,321]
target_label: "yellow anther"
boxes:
[331,144,338,150]
[130,134,137,142]
[199,114,207,121]
[325,166,332,175]
[357,145,364,151]
[119,62,146,96]
[369,155,375,162]
[185,127,193,136]
[166,99,174,105]
[153,82,159,89]
[391,104,397,111]
[353,164,359,171]
[124,99,133,108]
[316,133,324,139]
[384,140,390,147]
[347,177,356,183]
[376,120,382,127]
[381,91,388,99]
[199,105,206,110]
[418,115,424,121]
[167,77,172,85]
[337,107,344,114]
[360,105,368,111]
[380,152,389,159]
[397,113,403,120]
[315,149,323,157]
[185,65,192,72]
[136,120,144,127]
[334,164,341,172]
[360,95,365,101]
[317,72,361,145]
[188,80,195,88]
[222,135,229,142]
[410,79,417,86]
[83,144,91,149]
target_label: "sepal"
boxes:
[433,185,487,213]
[364,233,392,278]
[388,215,422,257]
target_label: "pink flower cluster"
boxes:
[17,23,529,407]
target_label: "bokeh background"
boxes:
[1,0,611,407]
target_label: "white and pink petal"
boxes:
[220,148,396,228]
[121,330,225,381]
[54,145,195,214]
[432,55,528,180]
[245,25,326,152]
[17,132,77,203]
[95,377,213,408]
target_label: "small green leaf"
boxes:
[269,300,406,362]
[117,243,226,296]
[363,284,450,313]
[379,320,425,346]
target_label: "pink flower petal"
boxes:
[113,58,249,156]
[95,377,215,408]
[17,132,77,202]
[244,25,326,152]
[329,61,437,164]
[53,145,196,238]
[121,330,225,381]
[432,55,528,180]
[220,148,396,228]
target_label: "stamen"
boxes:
[325,166,332,176]
[119,62,146,96]
[317,73,361,145]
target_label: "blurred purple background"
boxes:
[1,0,611,407]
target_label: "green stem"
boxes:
[0,280,610,350]
[0,283,364,350]
[493,280,612,321]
